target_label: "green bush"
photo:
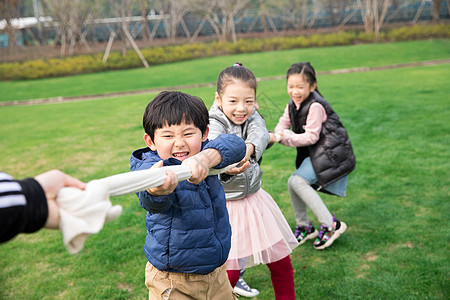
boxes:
[0,23,448,81]
[387,23,450,41]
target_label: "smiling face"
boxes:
[287,74,316,106]
[144,121,208,161]
[215,80,256,125]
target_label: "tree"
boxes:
[404,0,445,24]
[147,0,190,41]
[138,0,151,40]
[108,0,149,68]
[108,0,135,53]
[324,0,353,26]
[43,0,95,55]
[247,0,277,34]
[192,0,250,43]
[431,0,442,21]
[186,0,208,42]
[417,0,446,23]
[0,0,22,53]
[246,0,280,34]
[356,0,393,37]
[275,0,320,31]
[168,0,191,41]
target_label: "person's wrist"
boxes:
[44,200,60,229]
[201,148,221,168]
[246,142,255,152]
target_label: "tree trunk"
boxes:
[139,0,151,41]
[141,11,151,41]
[267,15,278,33]
[432,0,442,22]
[180,18,191,38]
[229,13,237,44]
[412,0,427,24]
[170,19,177,41]
[259,0,268,34]
[206,15,227,43]
[4,24,17,54]
[189,16,207,43]
[150,18,162,40]
[161,10,171,40]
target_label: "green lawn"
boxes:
[0,41,449,299]
[0,39,449,102]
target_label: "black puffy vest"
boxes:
[289,91,356,188]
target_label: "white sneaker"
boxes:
[234,276,260,297]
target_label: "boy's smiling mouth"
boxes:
[173,152,190,160]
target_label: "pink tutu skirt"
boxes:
[226,188,299,270]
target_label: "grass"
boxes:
[0,39,449,102]
[0,41,449,299]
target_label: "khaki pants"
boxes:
[145,262,237,300]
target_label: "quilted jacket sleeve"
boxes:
[245,110,270,161]
[204,134,246,169]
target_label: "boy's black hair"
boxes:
[143,91,209,141]
[286,62,322,96]
[216,62,257,96]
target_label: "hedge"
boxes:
[0,23,449,81]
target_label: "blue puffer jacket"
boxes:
[130,134,245,275]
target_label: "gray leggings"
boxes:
[288,174,333,228]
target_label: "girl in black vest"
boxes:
[270,62,355,250]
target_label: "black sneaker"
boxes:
[294,221,319,245]
[313,214,347,250]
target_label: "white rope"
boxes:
[99,163,237,196]
[56,164,236,254]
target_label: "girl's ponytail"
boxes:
[216,62,257,96]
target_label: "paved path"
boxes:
[2,58,449,107]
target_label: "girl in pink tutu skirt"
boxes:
[208,63,298,300]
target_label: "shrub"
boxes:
[387,23,450,41]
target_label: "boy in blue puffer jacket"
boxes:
[130,91,245,299]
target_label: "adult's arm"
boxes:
[0,172,48,243]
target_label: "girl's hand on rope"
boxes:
[270,130,284,144]
[223,161,250,175]
[146,161,178,196]
[224,143,253,175]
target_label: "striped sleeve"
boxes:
[0,173,27,208]
[0,172,48,243]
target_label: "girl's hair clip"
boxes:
[233,62,242,67]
